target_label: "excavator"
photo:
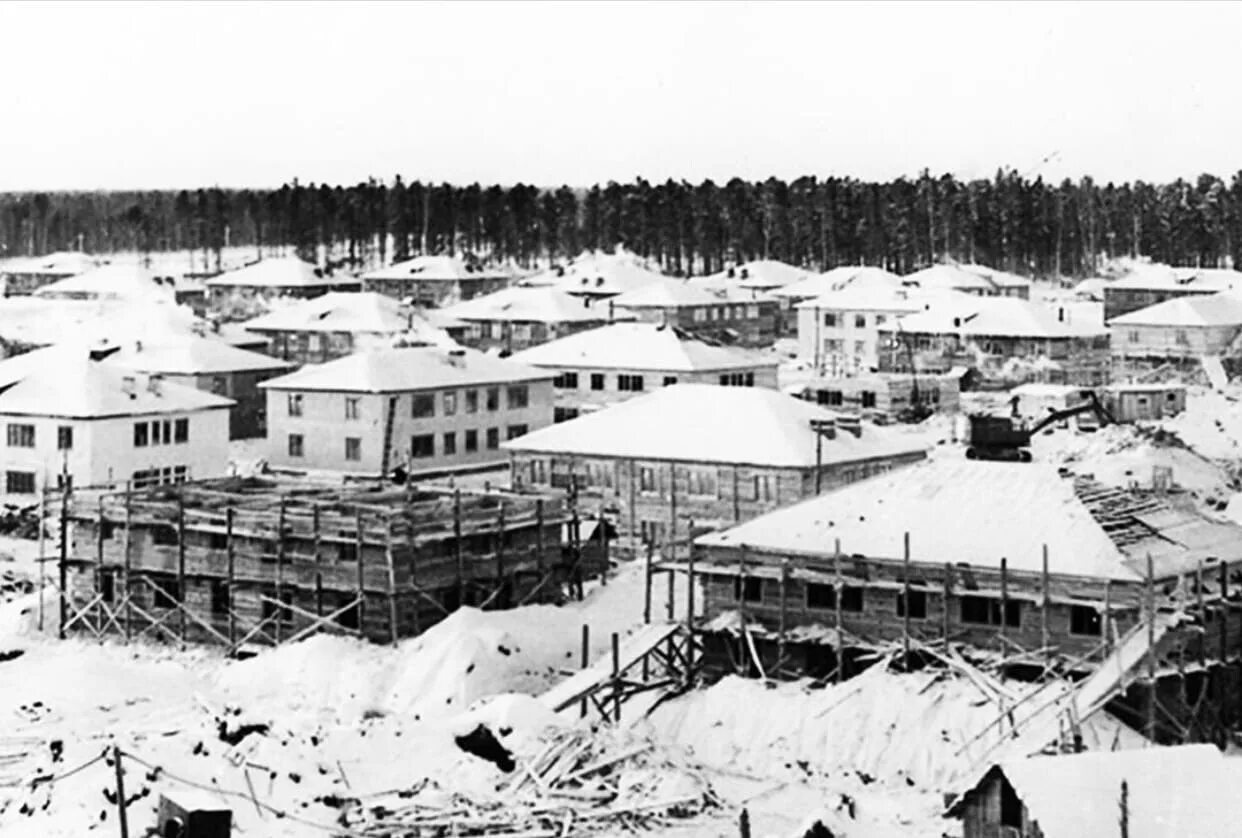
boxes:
[965,390,1115,463]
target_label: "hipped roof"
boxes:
[507,322,775,372]
[259,345,552,393]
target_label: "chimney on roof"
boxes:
[596,276,604,287]
[135,340,143,353]
[727,267,736,279]
[810,417,836,440]
[740,268,750,280]
[147,374,163,396]
[837,415,863,438]
[122,376,137,398]
[446,348,466,368]
[1057,307,1065,323]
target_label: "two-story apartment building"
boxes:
[508,322,779,422]
[903,263,1032,299]
[205,257,361,309]
[0,347,234,505]
[260,346,554,477]
[239,291,455,365]
[774,266,903,334]
[361,255,512,307]
[503,384,929,556]
[100,337,293,439]
[1107,292,1242,362]
[1102,264,1242,322]
[440,284,632,354]
[610,281,779,347]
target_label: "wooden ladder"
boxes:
[380,396,399,476]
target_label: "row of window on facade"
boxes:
[552,371,755,391]
[7,424,74,450]
[2,464,187,494]
[728,577,1104,636]
[287,386,531,420]
[287,425,529,460]
[821,339,869,355]
[1124,329,1191,346]
[524,459,780,502]
[823,312,888,328]
[692,304,761,322]
[134,418,190,447]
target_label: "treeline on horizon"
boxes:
[1,170,1241,279]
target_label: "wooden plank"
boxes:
[226,507,236,647]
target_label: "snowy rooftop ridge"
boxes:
[239,291,449,342]
[507,322,775,372]
[206,257,359,288]
[362,255,509,282]
[259,345,552,393]
[441,285,630,324]
[886,295,1107,338]
[1107,291,1242,327]
[773,265,903,301]
[502,383,927,468]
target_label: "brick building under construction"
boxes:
[55,476,599,650]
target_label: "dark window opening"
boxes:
[806,583,836,610]
[1069,604,1102,636]
[100,571,115,604]
[209,532,228,550]
[210,580,230,616]
[151,525,179,546]
[152,579,182,610]
[840,585,864,612]
[1000,778,1023,828]
[896,588,928,619]
[960,595,1021,627]
[733,576,762,603]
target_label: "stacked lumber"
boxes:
[343,728,718,836]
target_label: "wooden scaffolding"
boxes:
[49,475,602,652]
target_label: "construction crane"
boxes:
[965,391,1115,463]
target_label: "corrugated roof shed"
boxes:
[507,322,776,372]
[0,349,234,418]
[259,346,552,393]
[1107,292,1242,327]
[205,257,359,289]
[502,383,927,468]
[361,255,509,281]
[950,745,1242,838]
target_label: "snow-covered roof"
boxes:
[794,284,955,312]
[361,255,509,282]
[205,257,359,289]
[1108,264,1242,292]
[101,336,293,376]
[259,346,552,393]
[1107,292,1242,328]
[240,291,441,337]
[0,347,234,418]
[1008,382,1085,399]
[901,263,1032,296]
[696,459,1138,580]
[888,296,1107,339]
[701,260,815,290]
[33,264,177,303]
[0,251,99,276]
[441,285,627,325]
[524,253,670,298]
[951,745,1242,838]
[0,297,205,349]
[502,384,926,468]
[774,266,903,300]
[610,280,757,309]
[507,322,776,372]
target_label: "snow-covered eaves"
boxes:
[205,257,359,289]
[774,266,903,300]
[441,285,627,325]
[361,255,509,282]
[1106,292,1242,328]
[889,296,1108,339]
[501,383,928,468]
[1108,264,1242,293]
[507,322,775,373]
[242,292,424,334]
[101,336,293,376]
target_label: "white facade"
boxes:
[797,301,915,375]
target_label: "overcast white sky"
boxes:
[1,1,1239,191]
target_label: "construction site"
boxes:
[48,476,608,652]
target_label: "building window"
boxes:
[639,520,664,546]
[587,461,614,489]
[486,387,500,411]
[553,406,580,423]
[345,437,361,461]
[507,424,528,440]
[840,586,864,612]
[174,418,188,443]
[134,422,149,447]
[411,434,434,458]
[733,576,763,603]
[211,375,228,395]
[486,428,500,449]
[590,373,605,391]
[210,580,230,616]
[688,468,716,497]
[288,434,304,457]
[287,393,303,416]
[806,583,835,609]
[5,471,35,494]
[152,579,183,610]
[57,426,73,450]
[1128,330,1140,344]
[345,397,360,420]
[896,588,928,619]
[56,473,73,493]
[465,389,479,413]
[960,595,1021,627]
[464,430,478,452]
[816,389,844,407]
[824,313,837,327]
[411,393,435,418]
[854,314,867,328]
[1070,604,1102,636]
[443,392,457,416]
[663,376,678,386]
[173,466,187,483]
[1175,329,1189,346]
[875,315,886,325]
[639,466,657,493]
[617,374,645,392]
[745,372,755,386]
[507,385,529,409]
[751,474,774,503]
[443,432,457,456]
[554,372,579,389]
[861,391,877,409]
[6,424,34,448]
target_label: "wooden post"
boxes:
[570,483,582,601]
[113,745,129,838]
[667,466,677,568]
[1196,561,1205,668]
[1103,580,1113,654]
[778,559,789,675]
[999,557,1009,657]
[736,548,747,676]
[666,564,675,621]
[57,486,68,640]
[384,515,399,646]
[580,624,590,719]
[355,509,366,631]
[685,531,696,679]
[453,490,464,608]
[123,482,133,641]
[534,498,545,580]
[598,510,608,585]
[902,532,911,667]
[643,539,653,625]
[941,562,951,646]
[315,573,324,619]
[177,491,187,648]
[1041,546,1051,669]
[732,467,741,523]
[226,507,236,648]
[95,495,105,637]
[834,538,843,684]
[1146,552,1156,743]
[611,631,621,723]
[494,501,506,603]
[37,486,46,633]
[1219,561,1228,665]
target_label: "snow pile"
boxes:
[1162,386,1242,461]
